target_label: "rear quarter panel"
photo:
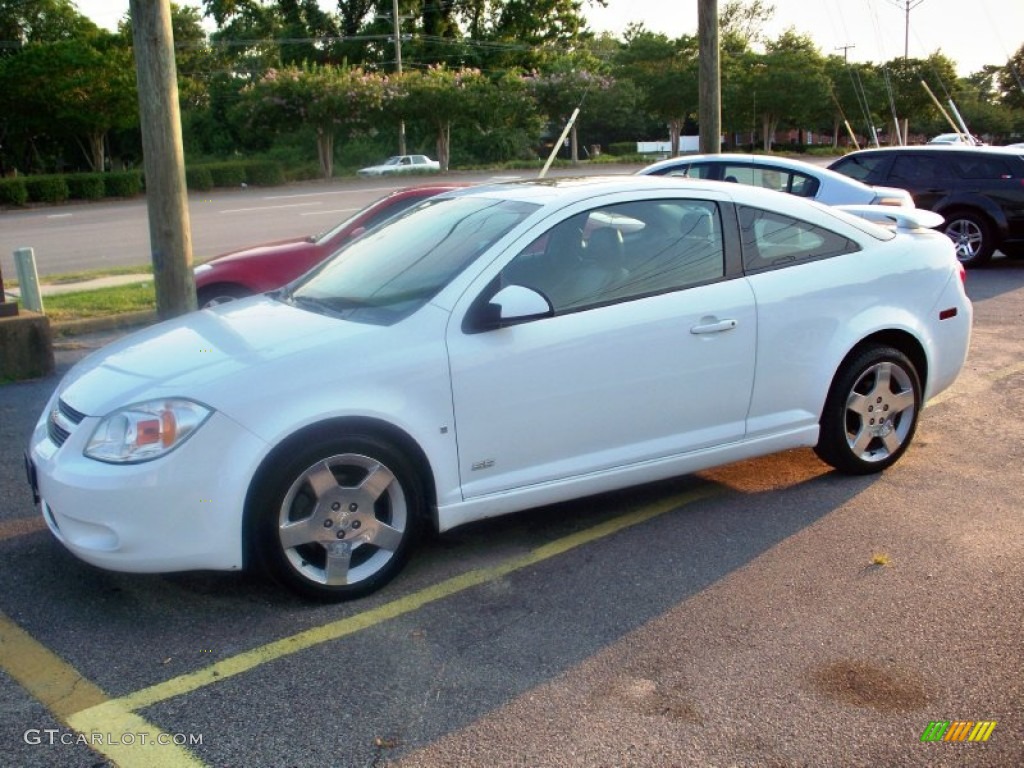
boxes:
[743,231,962,437]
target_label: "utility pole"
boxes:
[698,0,721,155]
[129,0,195,318]
[890,0,925,60]
[835,43,856,62]
[392,0,406,155]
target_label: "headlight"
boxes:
[85,399,212,464]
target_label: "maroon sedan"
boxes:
[194,184,464,307]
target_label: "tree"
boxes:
[615,30,698,154]
[243,64,388,178]
[753,30,829,150]
[527,62,615,163]
[393,66,489,171]
[996,43,1024,110]
[0,0,97,52]
[877,53,959,141]
[0,35,137,171]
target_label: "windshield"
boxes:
[287,195,539,324]
[312,206,373,244]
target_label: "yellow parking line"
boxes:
[4,485,717,767]
[77,487,719,718]
[986,360,1024,380]
[0,612,204,767]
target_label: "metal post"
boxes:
[14,247,44,314]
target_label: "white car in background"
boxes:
[27,177,971,602]
[357,154,440,177]
[638,153,914,207]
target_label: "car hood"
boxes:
[58,297,381,417]
[203,237,316,267]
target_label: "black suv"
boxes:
[829,146,1024,266]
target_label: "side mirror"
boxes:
[472,285,553,332]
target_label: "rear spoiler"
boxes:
[836,205,945,231]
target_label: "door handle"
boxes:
[690,318,738,334]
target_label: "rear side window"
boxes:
[832,154,888,182]
[890,155,949,183]
[739,206,860,272]
[652,162,714,179]
[951,154,1018,179]
[721,165,820,198]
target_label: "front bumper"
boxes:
[28,395,269,574]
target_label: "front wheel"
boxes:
[251,434,423,601]
[197,284,253,308]
[943,211,993,267]
[815,346,922,475]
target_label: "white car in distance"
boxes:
[357,154,440,177]
[27,177,972,601]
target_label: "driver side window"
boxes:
[500,200,725,314]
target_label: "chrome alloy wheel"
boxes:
[277,453,408,587]
[843,361,917,464]
[946,218,983,261]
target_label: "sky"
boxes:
[73,0,1023,77]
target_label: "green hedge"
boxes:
[105,170,142,197]
[66,173,106,200]
[244,160,285,186]
[186,166,214,191]
[205,161,247,187]
[0,178,28,206]
[25,175,70,204]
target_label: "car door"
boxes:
[445,196,757,500]
[886,152,951,210]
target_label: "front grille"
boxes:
[59,399,87,424]
[47,398,86,448]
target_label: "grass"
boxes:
[41,282,156,322]
[4,264,152,289]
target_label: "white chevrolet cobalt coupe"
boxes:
[27,177,972,600]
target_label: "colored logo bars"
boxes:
[920,720,997,742]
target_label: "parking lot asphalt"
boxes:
[0,262,1022,768]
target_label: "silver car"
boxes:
[638,153,913,208]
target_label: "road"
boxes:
[0,259,1021,766]
[0,166,639,279]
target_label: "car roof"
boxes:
[836,144,1023,157]
[436,174,865,227]
[640,152,831,174]
[636,153,880,190]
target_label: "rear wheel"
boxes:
[251,434,423,601]
[943,210,993,267]
[815,345,922,475]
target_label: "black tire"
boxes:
[250,433,423,601]
[942,210,993,267]
[197,284,253,308]
[814,345,922,475]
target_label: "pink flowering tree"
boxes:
[526,67,614,163]
[245,64,389,178]
[392,66,490,172]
